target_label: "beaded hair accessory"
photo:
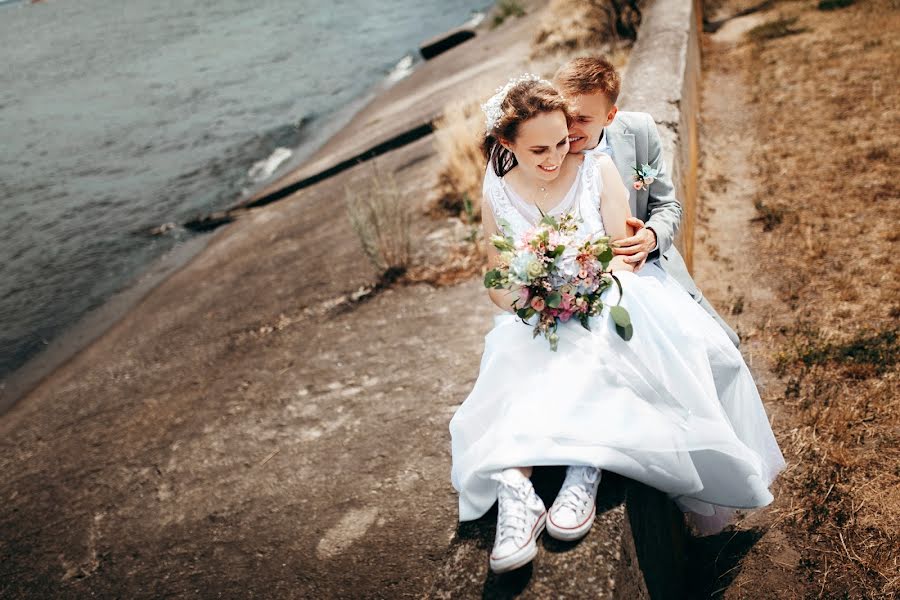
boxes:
[481,73,553,132]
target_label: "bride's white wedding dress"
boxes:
[450,154,785,534]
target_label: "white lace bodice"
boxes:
[483,153,607,241]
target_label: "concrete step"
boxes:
[427,469,688,599]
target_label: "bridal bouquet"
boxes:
[483,212,633,351]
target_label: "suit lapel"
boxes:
[607,118,637,214]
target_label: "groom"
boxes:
[555,56,739,347]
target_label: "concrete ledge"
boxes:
[619,0,703,271]
[427,471,687,599]
[420,28,477,60]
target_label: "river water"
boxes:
[0,0,488,383]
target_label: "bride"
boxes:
[449,76,785,574]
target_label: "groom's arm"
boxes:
[644,113,682,260]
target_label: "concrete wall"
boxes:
[618,0,703,272]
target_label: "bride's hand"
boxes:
[608,255,635,273]
[488,286,522,314]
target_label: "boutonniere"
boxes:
[631,163,659,191]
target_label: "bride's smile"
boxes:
[498,110,571,184]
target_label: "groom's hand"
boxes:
[612,217,656,271]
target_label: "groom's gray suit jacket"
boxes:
[594,111,739,347]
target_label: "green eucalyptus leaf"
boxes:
[610,305,631,327]
[615,322,634,341]
[491,238,512,252]
[483,269,502,288]
[546,291,562,308]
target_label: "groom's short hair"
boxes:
[554,56,621,104]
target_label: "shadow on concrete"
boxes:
[685,527,765,598]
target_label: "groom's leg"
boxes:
[695,290,740,348]
[658,248,741,348]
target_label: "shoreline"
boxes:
[0,232,215,414]
[0,13,485,415]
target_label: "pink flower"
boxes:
[559,310,573,323]
[560,293,573,310]
[632,180,643,190]
[531,296,545,311]
[518,286,531,303]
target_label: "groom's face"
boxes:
[567,93,617,154]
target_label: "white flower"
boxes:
[481,73,553,131]
[509,251,539,284]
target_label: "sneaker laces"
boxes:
[495,478,534,543]
[555,467,599,514]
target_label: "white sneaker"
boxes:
[546,466,602,541]
[488,470,547,574]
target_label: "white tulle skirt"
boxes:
[449,262,785,534]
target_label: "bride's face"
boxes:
[502,110,570,183]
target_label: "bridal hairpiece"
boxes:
[481,73,552,132]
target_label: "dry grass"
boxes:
[491,0,527,28]
[746,16,807,41]
[532,0,640,57]
[742,0,900,595]
[429,95,488,222]
[345,167,412,282]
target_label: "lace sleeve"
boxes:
[579,152,608,237]
[583,152,606,205]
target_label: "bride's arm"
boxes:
[482,193,520,313]
[597,155,636,273]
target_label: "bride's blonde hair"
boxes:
[482,79,572,178]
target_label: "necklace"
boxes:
[538,183,550,206]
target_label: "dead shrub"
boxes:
[532,0,641,57]
[491,0,526,28]
[345,167,412,282]
[430,96,487,221]
[746,16,807,42]
[751,198,787,231]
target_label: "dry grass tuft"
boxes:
[429,95,488,221]
[532,0,640,57]
[345,167,412,282]
[491,0,527,28]
[817,0,855,10]
[751,198,788,231]
[746,16,807,41]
